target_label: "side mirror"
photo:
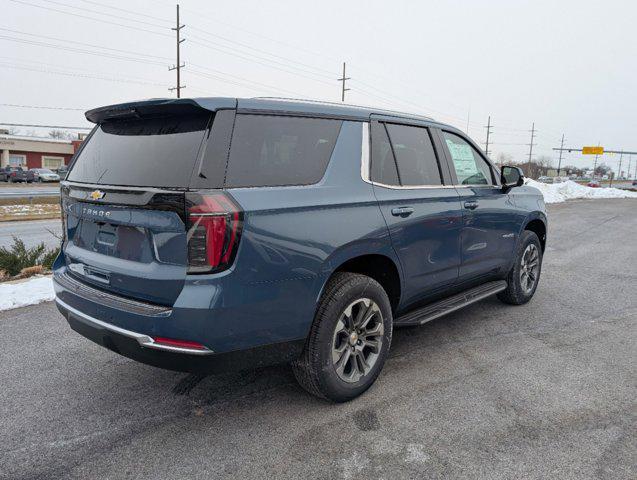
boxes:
[501,166,525,190]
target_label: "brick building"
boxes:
[0,131,85,170]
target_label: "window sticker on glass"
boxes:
[445,139,478,177]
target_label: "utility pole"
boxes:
[611,151,623,187]
[628,155,632,180]
[337,62,350,102]
[557,133,565,176]
[465,107,471,134]
[484,116,492,157]
[526,122,536,177]
[168,4,186,98]
[592,142,600,181]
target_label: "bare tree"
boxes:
[48,129,72,140]
[536,155,553,172]
[595,163,611,177]
[495,152,513,168]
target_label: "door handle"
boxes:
[391,206,414,217]
[463,200,479,210]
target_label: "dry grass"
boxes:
[0,195,59,206]
[0,203,60,222]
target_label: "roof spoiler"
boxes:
[85,97,237,124]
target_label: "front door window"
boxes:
[442,131,494,185]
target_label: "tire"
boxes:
[497,230,543,305]
[292,272,393,402]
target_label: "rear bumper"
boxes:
[56,297,214,355]
[54,271,305,374]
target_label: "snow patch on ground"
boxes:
[0,276,54,311]
[0,204,59,216]
[526,179,637,204]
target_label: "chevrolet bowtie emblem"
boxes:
[90,190,105,200]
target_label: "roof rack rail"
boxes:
[251,96,434,121]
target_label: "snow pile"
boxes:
[526,179,637,204]
[0,276,54,311]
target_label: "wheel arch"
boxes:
[318,251,403,315]
[523,215,547,252]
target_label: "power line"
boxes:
[0,35,167,66]
[1,1,599,147]
[186,33,336,85]
[0,122,91,130]
[77,0,173,24]
[1,3,536,137]
[188,68,304,97]
[170,2,343,66]
[45,0,169,29]
[187,38,336,88]
[174,4,472,115]
[0,61,171,88]
[187,25,335,80]
[0,103,84,111]
[0,27,172,62]
[7,0,171,37]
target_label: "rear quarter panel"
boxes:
[187,121,397,351]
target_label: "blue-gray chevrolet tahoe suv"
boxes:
[53,97,546,402]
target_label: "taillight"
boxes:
[186,191,242,274]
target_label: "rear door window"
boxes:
[225,114,342,188]
[370,121,400,186]
[67,114,210,187]
[385,123,442,186]
[442,131,494,185]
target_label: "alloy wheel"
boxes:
[331,298,384,383]
[520,244,540,294]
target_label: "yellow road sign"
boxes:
[582,146,604,155]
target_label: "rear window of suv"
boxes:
[224,114,342,188]
[67,114,210,188]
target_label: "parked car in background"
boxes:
[632,180,637,186]
[0,166,35,182]
[0,166,17,181]
[587,180,601,188]
[539,176,566,184]
[54,97,547,402]
[56,165,69,179]
[30,168,61,182]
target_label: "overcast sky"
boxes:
[3,0,636,173]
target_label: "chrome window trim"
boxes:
[56,297,214,355]
[360,120,370,182]
[360,122,482,191]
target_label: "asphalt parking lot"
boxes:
[0,219,61,249]
[1,199,635,480]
